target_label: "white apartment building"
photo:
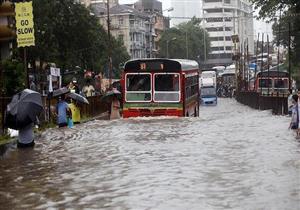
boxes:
[203,0,254,66]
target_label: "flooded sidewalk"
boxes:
[0,99,299,210]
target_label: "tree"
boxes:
[158,17,210,62]
[2,60,25,96]
[6,0,129,88]
[251,0,300,84]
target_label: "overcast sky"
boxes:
[119,0,273,40]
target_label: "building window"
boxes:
[204,0,222,2]
[204,9,222,13]
[211,47,224,51]
[224,0,231,4]
[224,17,232,22]
[119,17,124,25]
[210,37,224,41]
[224,9,232,13]
[225,36,231,41]
[206,27,223,32]
[225,27,232,31]
[225,46,232,50]
[206,17,223,22]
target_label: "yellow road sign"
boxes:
[15,1,35,47]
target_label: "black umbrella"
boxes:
[5,89,43,130]
[67,93,89,104]
[100,89,122,103]
[52,87,70,98]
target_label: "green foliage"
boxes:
[251,0,300,83]
[158,17,210,62]
[2,60,25,96]
[28,0,129,75]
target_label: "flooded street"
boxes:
[1,98,300,210]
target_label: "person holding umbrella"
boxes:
[68,99,81,124]
[5,89,43,148]
[67,92,89,124]
[101,88,121,120]
[56,95,70,128]
[18,118,39,148]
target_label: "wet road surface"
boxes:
[0,98,300,210]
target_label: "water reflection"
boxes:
[0,99,299,209]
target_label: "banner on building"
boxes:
[15,1,35,47]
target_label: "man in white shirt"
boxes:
[82,80,95,97]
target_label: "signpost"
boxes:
[15,1,35,88]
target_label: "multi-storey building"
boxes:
[134,0,170,57]
[85,0,169,59]
[91,3,151,59]
[202,0,254,66]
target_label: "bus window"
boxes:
[125,74,151,102]
[274,79,288,89]
[258,79,272,88]
[154,73,180,102]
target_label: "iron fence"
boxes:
[0,95,109,134]
[236,91,288,115]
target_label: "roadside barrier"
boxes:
[0,95,109,134]
[236,91,288,115]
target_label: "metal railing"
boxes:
[0,95,109,134]
[236,91,288,115]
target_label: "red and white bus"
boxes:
[255,70,289,95]
[121,59,200,118]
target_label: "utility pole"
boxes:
[288,21,291,90]
[107,0,113,86]
[185,31,188,59]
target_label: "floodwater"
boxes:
[0,99,300,210]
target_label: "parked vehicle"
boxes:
[121,59,200,118]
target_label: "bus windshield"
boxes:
[201,87,216,97]
[154,73,180,102]
[274,79,288,89]
[126,74,151,102]
[258,79,272,88]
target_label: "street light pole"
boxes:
[166,37,176,58]
[107,0,113,86]
[166,40,169,58]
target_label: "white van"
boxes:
[201,71,216,88]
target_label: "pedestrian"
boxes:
[82,79,95,97]
[68,99,81,124]
[297,89,300,138]
[289,94,298,131]
[56,95,70,128]
[287,89,293,116]
[17,117,39,148]
[68,78,80,94]
[110,95,121,120]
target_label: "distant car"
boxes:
[200,86,217,106]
